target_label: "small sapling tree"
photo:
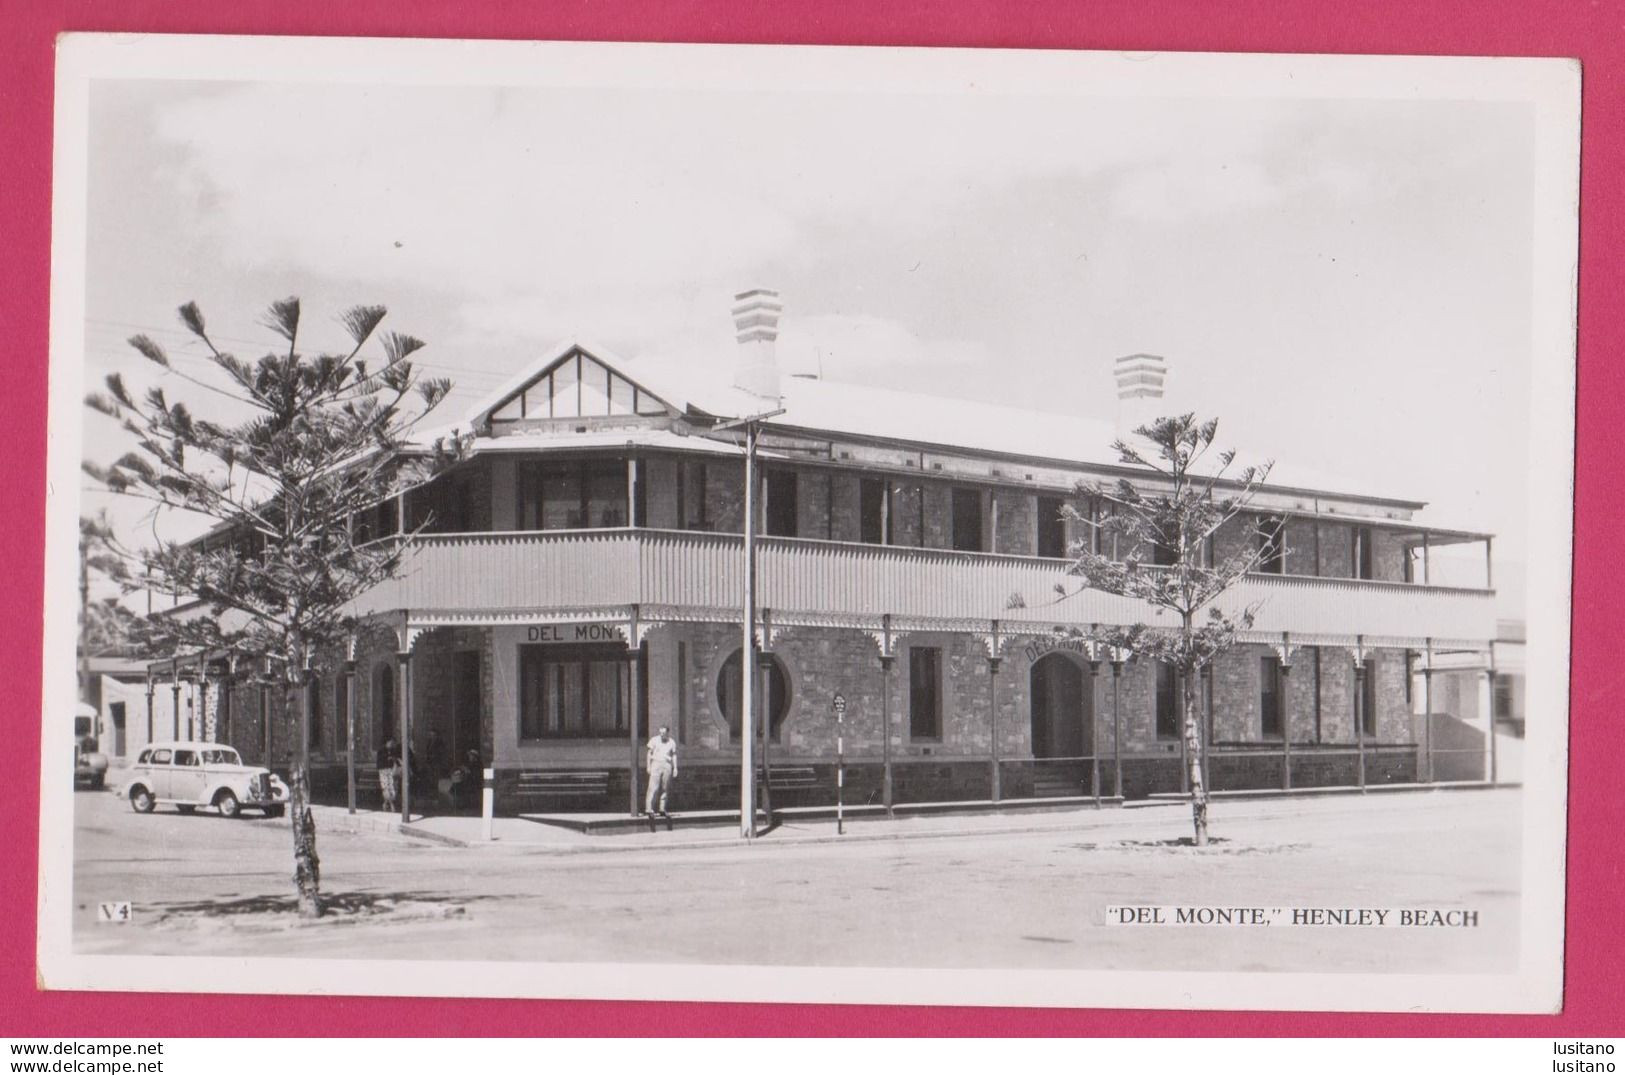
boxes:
[1022,415,1275,846]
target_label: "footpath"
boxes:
[293,781,1512,856]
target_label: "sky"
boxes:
[78,62,1539,609]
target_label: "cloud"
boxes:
[143,82,1297,305]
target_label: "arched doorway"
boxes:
[1030,653,1091,758]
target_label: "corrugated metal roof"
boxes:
[439,338,1431,512]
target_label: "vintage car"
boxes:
[125,741,289,818]
[74,707,108,790]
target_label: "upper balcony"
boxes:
[345,528,1497,648]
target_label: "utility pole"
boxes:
[716,407,784,840]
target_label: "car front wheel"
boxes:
[129,786,154,813]
[215,790,240,819]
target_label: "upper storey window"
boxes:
[860,479,891,545]
[489,351,668,422]
[951,488,985,552]
[1255,515,1286,574]
[1352,525,1375,580]
[764,469,798,537]
[1036,495,1067,559]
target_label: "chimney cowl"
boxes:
[1113,352,1168,400]
[731,288,783,403]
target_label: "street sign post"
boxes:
[833,693,847,835]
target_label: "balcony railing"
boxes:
[342,528,1497,645]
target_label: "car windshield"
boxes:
[199,749,241,765]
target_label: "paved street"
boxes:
[70,787,1521,972]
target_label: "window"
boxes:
[354,498,400,544]
[1087,496,1119,560]
[173,749,199,767]
[517,460,628,530]
[1353,526,1374,580]
[414,471,475,534]
[1152,530,1179,567]
[547,356,579,416]
[860,478,891,545]
[1357,660,1377,738]
[1155,662,1179,740]
[609,372,635,416]
[764,469,798,537]
[1256,515,1285,574]
[908,647,942,739]
[1493,678,1514,721]
[585,462,625,527]
[150,749,172,765]
[716,650,791,741]
[1036,495,1067,559]
[679,461,710,531]
[334,676,350,749]
[137,749,152,764]
[951,488,984,552]
[519,645,629,739]
[1260,657,1283,739]
[488,352,670,421]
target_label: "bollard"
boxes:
[482,767,495,842]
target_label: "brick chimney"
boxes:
[1113,352,1169,436]
[730,288,783,403]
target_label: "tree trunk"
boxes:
[289,672,322,918]
[1183,667,1209,847]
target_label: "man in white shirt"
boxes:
[644,725,679,816]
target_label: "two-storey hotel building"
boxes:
[153,290,1501,815]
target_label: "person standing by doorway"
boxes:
[377,738,400,813]
[644,725,678,817]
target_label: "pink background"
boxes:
[2,0,1618,1036]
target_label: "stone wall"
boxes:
[796,469,834,540]
[994,490,1036,556]
[1282,517,1319,576]
[1318,522,1354,579]
[829,471,863,543]
[1373,527,1408,582]
[645,457,680,529]
[890,481,925,547]
[921,483,954,549]
[705,459,745,533]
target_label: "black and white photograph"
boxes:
[38,35,1578,1012]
